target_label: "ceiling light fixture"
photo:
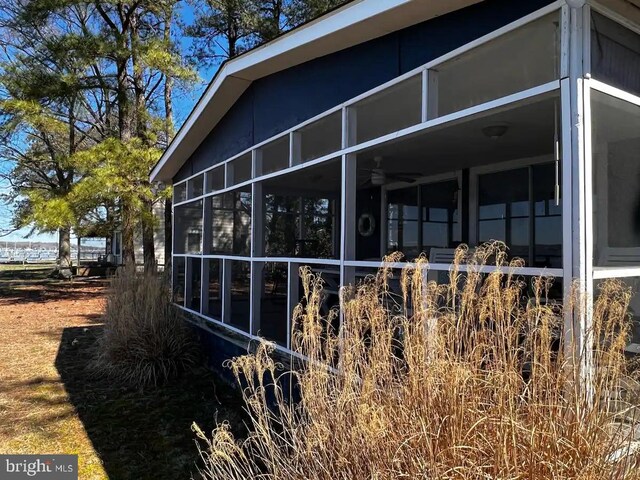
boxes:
[482,123,509,140]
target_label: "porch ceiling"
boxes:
[356,95,558,182]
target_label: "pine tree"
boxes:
[0,0,196,271]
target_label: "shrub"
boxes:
[194,243,640,479]
[92,266,198,387]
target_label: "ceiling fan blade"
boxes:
[359,178,373,188]
[393,172,423,177]
[386,174,418,183]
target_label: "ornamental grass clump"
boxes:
[194,242,640,479]
[92,266,197,387]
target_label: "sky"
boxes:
[0,2,219,243]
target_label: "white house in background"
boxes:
[150,0,640,364]
[108,201,167,268]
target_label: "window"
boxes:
[174,182,187,203]
[592,91,640,266]
[591,12,640,97]
[349,75,422,145]
[209,188,252,256]
[172,257,185,305]
[264,193,338,258]
[298,111,342,163]
[174,201,203,254]
[187,257,202,312]
[433,13,560,117]
[259,136,289,176]
[477,162,561,267]
[228,153,252,186]
[387,187,419,259]
[204,259,223,320]
[478,168,530,260]
[533,163,562,268]
[387,179,459,260]
[257,262,289,346]
[229,260,251,332]
[206,166,224,193]
[421,181,461,251]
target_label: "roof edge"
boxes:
[151,0,481,183]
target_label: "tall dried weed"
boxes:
[195,243,640,479]
[92,267,197,387]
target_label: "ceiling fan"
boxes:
[360,156,422,187]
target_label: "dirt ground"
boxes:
[0,267,244,479]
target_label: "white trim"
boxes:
[561,4,571,78]
[560,77,574,319]
[583,79,594,300]
[589,79,640,106]
[582,5,592,77]
[342,259,563,277]
[421,69,429,123]
[152,2,563,182]
[593,267,640,279]
[252,257,340,265]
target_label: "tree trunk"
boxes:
[121,200,136,266]
[58,227,72,270]
[142,198,156,273]
[163,11,174,272]
[164,196,172,270]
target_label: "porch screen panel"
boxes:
[298,111,342,162]
[174,200,203,254]
[206,166,224,193]
[172,256,186,305]
[204,259,223,320]
[258,262,289,346]
[228,153,252,186]
[264,194,339,259]
[174,182,187,203]
[594,277,640,352]
[592,91,640,267]
[188,174,204,199]
[433,13,560,118]
[291,265,341,348]
[229,260,251,332]
[209,189,252,256]
[350,75,422,146]
[259,136,290,176]
[591,13,640,98]
[187,257,202,312]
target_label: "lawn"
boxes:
[0,268,245,479]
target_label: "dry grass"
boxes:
[195,243,640,479]
[0,278,109,478]
[91,267,198,387]
[0,271,246,480]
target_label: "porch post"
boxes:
[562,0,593,387]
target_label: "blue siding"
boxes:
[175,0,554,182]
[252,34,400,143]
